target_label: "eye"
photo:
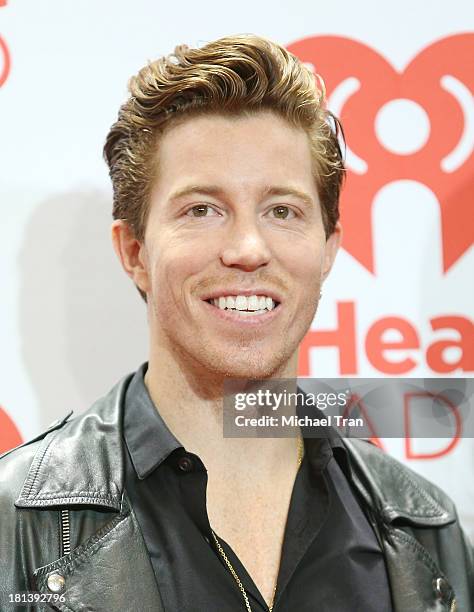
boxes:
[270,205,296,220]
[185,204,218,218]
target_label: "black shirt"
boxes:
[122,363,392,611]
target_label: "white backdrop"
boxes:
[1,0,473,540]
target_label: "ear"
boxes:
[111,220,150,294]
[321,221,342,282]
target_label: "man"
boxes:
[0,34,472,612]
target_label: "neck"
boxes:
[144,336,301,480]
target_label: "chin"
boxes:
[208,351,291,380]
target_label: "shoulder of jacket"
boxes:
[0,412,75,502]
[342,437,456,525]
[1,370,135,512]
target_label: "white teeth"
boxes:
[248,295,259,311]
[209,294,277,311]
[235,296,247,311]
[232,310,267,316]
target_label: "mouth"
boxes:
[201,294,282,325]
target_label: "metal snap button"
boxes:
[47,572,66,593]
[178,456,193,472]
[433,576,450,601]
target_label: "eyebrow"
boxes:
[168,184,315,208]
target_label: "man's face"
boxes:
[137,111,340,379]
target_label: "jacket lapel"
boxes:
[343,438,457,611]
[15,375,132,511]
[14,373,164,611]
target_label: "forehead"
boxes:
[151,111,317,198]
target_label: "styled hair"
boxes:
[104,33,345,302]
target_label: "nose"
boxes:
[220,213,272,271]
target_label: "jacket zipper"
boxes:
[60,509,71,556]
[450,597,457,612]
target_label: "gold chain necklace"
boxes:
[211,436,304,612]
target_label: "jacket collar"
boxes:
[15,367,456,526]
[342,437,456,526]
[15,373,133,512]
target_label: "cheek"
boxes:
[283,239,324,280]
[149,244,208,307]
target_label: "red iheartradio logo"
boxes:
[0,405,22,454]
[287,34,474,273]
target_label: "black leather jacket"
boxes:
[0,372,473,612]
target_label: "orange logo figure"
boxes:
[0,0,9,87]
[288,34,474,274]
[0,405,23,454]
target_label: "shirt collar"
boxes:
[123,362,182,479]
[296,388,353,480]
[124,362,353,481]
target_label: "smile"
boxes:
[202,294,281,325]
[207,294,278,314]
